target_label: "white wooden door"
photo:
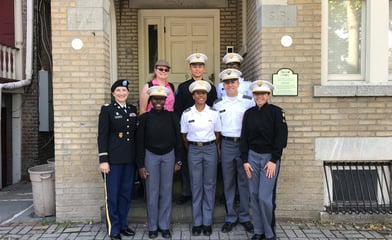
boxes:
[165,17,215,87]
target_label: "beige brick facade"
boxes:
[51,0,111,221]
[51,0,391,222]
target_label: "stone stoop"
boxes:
[127,198,226,224]
[102,173,227,224]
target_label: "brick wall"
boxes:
[116,2,139,104]
[219,0,242,70]
[21,0,54,180]
[242,0,324,220]
[51,0,110,221]
[50,0,392,222]
[243,0,392,220]
[21,0,40,179]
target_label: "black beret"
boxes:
[111,79,129,92]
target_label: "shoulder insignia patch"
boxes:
[242,95,252,100]
[103,103,110,107]
[184,107,191,113]
[281,110,286,123]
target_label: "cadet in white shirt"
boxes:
[213,69,255,234]
[180,80,221,237]
[217,53,252,98]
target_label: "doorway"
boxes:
[138,9,220,89]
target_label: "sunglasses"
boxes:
[156,68,170,72]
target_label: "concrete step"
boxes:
[128,197,226,224]
[103,173,227,224]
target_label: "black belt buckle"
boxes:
[190,141,214,147]
[223,136,240,142]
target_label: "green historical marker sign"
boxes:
[272,68,298,96]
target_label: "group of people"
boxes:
[97,52,288,240]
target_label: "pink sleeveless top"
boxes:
[146,78,175,112]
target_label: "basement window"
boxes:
[323,161,392,214]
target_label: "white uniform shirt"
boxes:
[213,94,254,137]
[181,105,222,142]
[217,77,252,98]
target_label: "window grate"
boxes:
[324,161,392,214]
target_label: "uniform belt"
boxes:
[188,140,215,147]
[222,136,240,142]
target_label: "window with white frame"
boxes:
[389,1,392,78]
[316,0,392,97]
[328,0,363,81]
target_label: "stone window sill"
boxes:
[313,85,392,97]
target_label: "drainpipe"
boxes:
[0,0,33,187]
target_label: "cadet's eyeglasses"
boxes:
[156,68,170,72]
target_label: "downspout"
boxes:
[0,0,33,187]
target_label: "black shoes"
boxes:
[221,221,252,233]
[176,195,191,205]
[266,237,276,240]
[158,229,171,239]
[191,225,202,236]
[251,234,263,240]
[251,234,270,240]
[120,227,135,236]
[202,225,212,236]
[110,227,134,239]
[240,221,254,233]
[110,234,121,240]
[221,222,236,233]
[149,230,158,239]
[192,225,213,236]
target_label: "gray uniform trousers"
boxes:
[221,139,251,223]
[145,149,175,231]
[248,150,280,239]
[180,151,192,196]
[188,143,218,226]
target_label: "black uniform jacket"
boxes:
[136,109,184,168]
[98,101,137,164]
[174,78,217,119]
[240,103,288,164]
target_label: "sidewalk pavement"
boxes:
[0,182,391,239]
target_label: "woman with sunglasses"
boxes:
[139,60,175,115]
